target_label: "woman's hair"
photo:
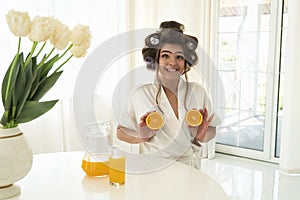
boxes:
[142,21,199,112]
[142,21,199,71]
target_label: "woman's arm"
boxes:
[194,126,216,142]
[116,125,153,144]
[117,111,159,144]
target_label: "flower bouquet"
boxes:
[1,9,91,128]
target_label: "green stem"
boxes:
[4,111,10,128]
[58,44,73,60]
[8,120,16,128]
[24,41,38,67]
[37,47,55,69]
[37,44,73,76]
[54,54,73,73]
[4,37,21,103]
[35,41,47,58]
[51,44,73,73]
[17,37,21,52]
[11,106,17,119]
[45,47,55,61]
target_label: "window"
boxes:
[215,0,287,161]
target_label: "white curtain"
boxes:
[195,0,220,159]
[0,0,219,155]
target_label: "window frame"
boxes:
[215,0,285,163]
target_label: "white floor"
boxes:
[201,153,300,200]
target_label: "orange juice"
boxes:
[81,154,109,177]
[109,156,125,186]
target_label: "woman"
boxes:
[116,21,220,169]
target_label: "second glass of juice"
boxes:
[109,146,125,186]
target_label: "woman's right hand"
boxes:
[116,111,159,144]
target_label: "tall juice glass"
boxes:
[109,146,125,186]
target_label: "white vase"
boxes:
[0,126,33,199]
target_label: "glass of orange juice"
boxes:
[82,153,110,177]
[82,121,111,177]
[109,146,125,186]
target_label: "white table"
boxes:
[8,151,227,200]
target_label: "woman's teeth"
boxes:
[166,67,177,72]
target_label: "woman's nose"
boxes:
[168,56,176,66]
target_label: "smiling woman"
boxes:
[116,21,221,169]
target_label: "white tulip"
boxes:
[70,24,91,46]
[28,16,55,42]
[6,9,31,37]
[50,18,71,50]
[70,40,91,58]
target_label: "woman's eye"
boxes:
[177,55,185,60]
[161,54,169,58]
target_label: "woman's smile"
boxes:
[164,66,180,72]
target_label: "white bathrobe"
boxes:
[119,78,220,169]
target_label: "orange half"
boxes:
[146,112,164,130]
[185,110,203,126]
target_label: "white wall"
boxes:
[279,0,300,174]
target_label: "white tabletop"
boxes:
[9,151,227,200]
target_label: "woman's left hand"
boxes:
[188,107,214,141]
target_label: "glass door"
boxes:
[215,0,286,161]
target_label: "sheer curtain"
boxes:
[0,0,219,154]
[193,0,220,159]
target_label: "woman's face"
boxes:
[158,43,185,81]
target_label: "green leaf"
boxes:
[0,111,9,126]
[26,55,38,78]
[31,71,63,101]
[28,54,59,100]
[1,53,22,111]
[41,54,59,78]
[15,56,37,118]
[28,55,54,99]
[15,100,58,124]
[27,57,42,99]
[12,54,26,109]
